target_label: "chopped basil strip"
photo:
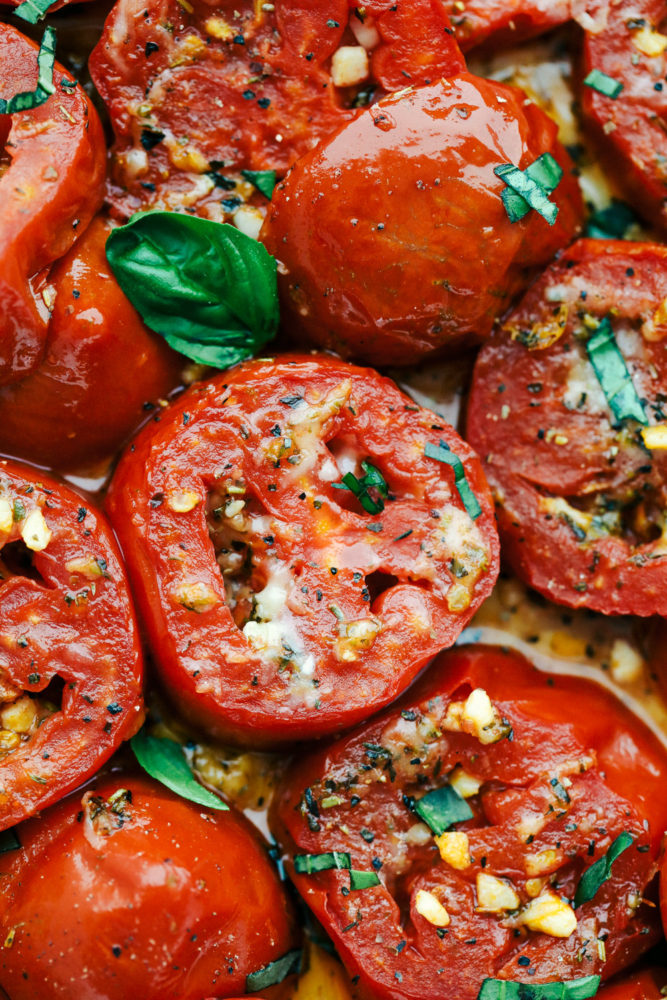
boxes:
[0,828,21,854]
[424,440,482,520]
[585,200,638,240]
[574,831,634,909]
[495,160,560,226]
[583,69,624,99]
[332,460,389,515]
[246,948,302,993]
[241,169,277,199]
[131,728,229,810]
[500,153,564,224]
[585,318,647,425]
[106,211,279,369]
[0,26,56,114]
[414,784,473,836]
[349,869,381,891]
[294,851,351,873]
[14,0,55,24]
[478,976,601,1000]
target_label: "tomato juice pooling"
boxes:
[106,355,499,747]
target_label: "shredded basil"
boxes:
[131,729,229,810]
[0,828,21,854]
[349,869,381,891]
[583,69,624,99]
[241,169,277,199]
[585,318,647,424]
[294,851,351,873]
[585,200,638,240]
[414,784,473,836]
[0,26,57,114]
[332,460,388,515]
[478,976,601,1000]
[424,440,482,520]
[246,948,302,992]
[574,831,634,909]
[14,0,55,24]
[495,153,562,226]
[106,211,279,369]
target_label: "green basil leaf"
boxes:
[14,0,55,24]
[241,169,277,199]
[0,828,21,854]
[0,26,56,114]
[424,440,482,520]
[585,200,638,240]
[349,869,381,891]
[585,318,647,425]
[414,784,473,836]
[105,211,279,369]
[131,729,229,810]
[478,976,601,1000]
[495,163,559,226]
[583,69,624,99]
[246,948,302,993]
[332,460,389,515]
[294,851,351,874]
[574,831,634,909]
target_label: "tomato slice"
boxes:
[467,238,667,616]
[0,772,299,1000]
[0,215,184,474]
[597,968,667,1000]
[0,25,106,385]
[271,644,667,1000]
[106,355,499,747]
[261,73,583,366]
[444,0,574,50]
[0,460,144,830]
[580,0,667,235]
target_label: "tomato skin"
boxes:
[444,0,574,50]
[580,0,667,235]
[0,216,184,474]
[271,644,667,1000]
[466,238,667,616]
[0,25,106,385]
[106,354,499,748]
[0,460,144,830]
[261,74,583,367]
[0,771,299,1000]
[597,968,667,1000]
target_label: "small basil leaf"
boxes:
[105,211,279,369]
[131,729,228,810]
[478,976,601,1000]
[0,828,21,854]
[294,851,351,873]
[241,169,277,199]
[14,0,55,24]
[586,318,647,425]
[574,831,634,909]
[349,869,380,891]
[413,784,473,836]
[0,26,56,114]
[246,948,302,993]
[585,200,638,240]
[424,440,482,520]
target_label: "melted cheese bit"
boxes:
[331,46,369,87]
[20,509,51,552]
[443,688,508,745]
[167,490,201,513]
[632,26,667,56]
[435,831,470,870]
[519,890,577,938]
[449,765,483,799]
[415,889,451,927]
[475,873,520,913]
[0,498,12,536]
[641,423,667,449]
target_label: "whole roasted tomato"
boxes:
[0,24,105,385]
[106,355,499,747]
[466,239,667,616]
[271,644,667,1000]
[0,460,143,830]
[261,74,583,366]
[580,0,667,235]
[597,968,667,1000]
[0,771,299,1000]
[0,216,184,474]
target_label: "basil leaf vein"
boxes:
[131,728,229,810]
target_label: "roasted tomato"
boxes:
[261,74,583,367]
[0,460,143,830]
[106,355,499,747]
[596,968,667,1000]
[580,0,667,235]
[445,0,574,50]
[466,239,667,616]
[0,24,106,385]
[0,215,184,474]
[0,771,299,1000]
[271,644,667,1000]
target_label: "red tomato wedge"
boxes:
[0,24,106,385]
[106,355,499,747]
[466,238,667,616]
[445,0,575,50]
[580,0,667,235]
[271,644,667,1000]
[261,74,583,366]
[0,215,184,474]
[0,772,299,1000]
[0,460,143,830]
